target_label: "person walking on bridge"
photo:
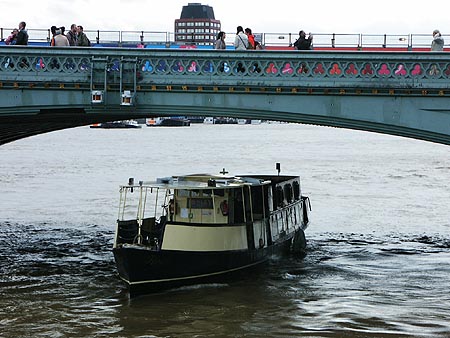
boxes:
[245,28,255,49]
[234,26,249,50]
[431,29,444,51]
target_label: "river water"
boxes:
[1,123,449,337]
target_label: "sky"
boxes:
[0,0,448,36]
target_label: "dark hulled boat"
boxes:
[90,120,141,129]
[113,169,311,296]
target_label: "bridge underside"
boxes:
[0,108,155,145]
[1,100,450,146]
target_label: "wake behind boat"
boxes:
[113,166,311,296]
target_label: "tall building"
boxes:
[174,3,221,46]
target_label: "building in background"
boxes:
[174,3,221,46]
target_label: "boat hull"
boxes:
[113,232,296,295]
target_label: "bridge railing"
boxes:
[1,47,450,94]
[0,28,445,50]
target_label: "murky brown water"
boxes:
[1,123,450,337]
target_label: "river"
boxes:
[1,123,449,337]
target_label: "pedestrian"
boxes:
[50,26,57,46]
[234,26,249,50]
[5,28,18,45]
[431,29,444,51]
[66,24,78,46]
[53,28,69,46]
[245,28,255,49]
[77,25,91,47]
[293,30,313,50]
[15,21,28,45]
[214,31,226,50]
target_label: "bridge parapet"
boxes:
[1,47,450,92]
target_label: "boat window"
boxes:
[230,188,245,224]
[284,184,293,204]
[276,186,284,208]
[190,190,201,197]
[251,186,264,220]
[177,189,190,197]
[293,181,300,200]
[187,197,213,209]
[213,189,225,197]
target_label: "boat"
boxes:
[146,117,190,127]
[203,117,238,124]
[90,120,141,129]
[113,165,311,295]
[237,119,262,125]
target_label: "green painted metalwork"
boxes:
[0,46,450,145]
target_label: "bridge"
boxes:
[1,46,450,145]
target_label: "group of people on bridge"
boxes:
[2,21,445,51]
[4,21,90,47]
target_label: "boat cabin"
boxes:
[114,173,309,252]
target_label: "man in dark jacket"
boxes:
[15,21,29,45]
[76,25,91,47]
[66,24,78,46]
[294,30,313,50]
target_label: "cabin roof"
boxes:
[121,174,272,190]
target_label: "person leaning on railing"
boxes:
[15,21,28,45]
